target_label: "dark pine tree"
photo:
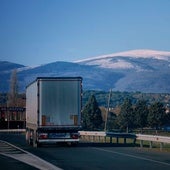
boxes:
[147,102,166,130]
[118,98,134,133]
[134,100,148,132]
[82,95,103,130]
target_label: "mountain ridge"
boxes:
[75,49,170,63]
[1,49,170,93]
[75,49,170,72]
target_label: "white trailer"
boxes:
[26,77,82,147]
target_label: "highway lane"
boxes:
[31,144,170,170]
[1,133,170,170]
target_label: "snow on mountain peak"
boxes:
[114,49,170,60]
[84,58,134,69]
[75,49,170,63]
[74,49,170,70]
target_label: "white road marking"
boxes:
[93,147,170,166]
[0,140,62,170]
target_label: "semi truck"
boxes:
[25,77,82,147]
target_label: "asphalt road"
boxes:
[1,133,170,170]
[0,154,38,170]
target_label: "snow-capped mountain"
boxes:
[1,49,170,93]
[76,49,170,62]
[75,49,170,70]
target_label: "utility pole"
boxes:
[104,89,112,132]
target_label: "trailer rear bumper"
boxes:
[38,138,79,143]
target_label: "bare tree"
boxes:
[8,69,18,106]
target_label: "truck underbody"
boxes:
[26,126,81,147]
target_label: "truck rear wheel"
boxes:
[26,129,33,146]
[25,130,29,143]
[36,141,42,147]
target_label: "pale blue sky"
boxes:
[0,0,170,66]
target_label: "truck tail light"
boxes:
[38,133,48,139]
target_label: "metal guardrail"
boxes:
[106,132,136,139]
[136,134,170,144]
[79,131,106,137]
[136,134,170,150]
[79,131,136,144]
[0,129,26,133]
[79,131,170,150]
[79,131,136,138]
[79,131,170,143]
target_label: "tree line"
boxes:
[82,95,170,132]
[83,90,170,108]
